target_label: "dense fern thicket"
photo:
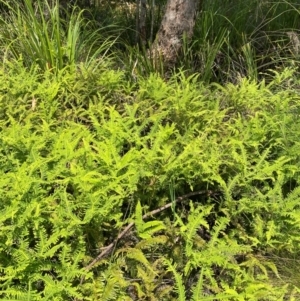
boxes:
[1,59,300,300]
[1,0,300,300]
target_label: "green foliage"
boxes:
[1,1,300,300]
[135,201,166,239]
[1,54,300,300]
[0,0,115,73]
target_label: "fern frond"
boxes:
[120,247,155,275]
[191,268,204,301]
[164,259,186,301]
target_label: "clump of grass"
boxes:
[183,0,300,82]
[0,0,116,73]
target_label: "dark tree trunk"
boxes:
[136,0,147,44]
[151,0,201,69]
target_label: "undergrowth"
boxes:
[0,58,300,300]
[1,0,300,300]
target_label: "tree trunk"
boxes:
[136,0,147,45]
[151,0,201,69]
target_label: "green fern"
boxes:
[164,259,186,301]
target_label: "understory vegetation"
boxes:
[1,0,300,300]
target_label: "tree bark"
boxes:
[136,0,147,45]
[151,0,201,69]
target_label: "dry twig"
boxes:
[80,189,216,285]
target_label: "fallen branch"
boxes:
[83,189,215,275]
